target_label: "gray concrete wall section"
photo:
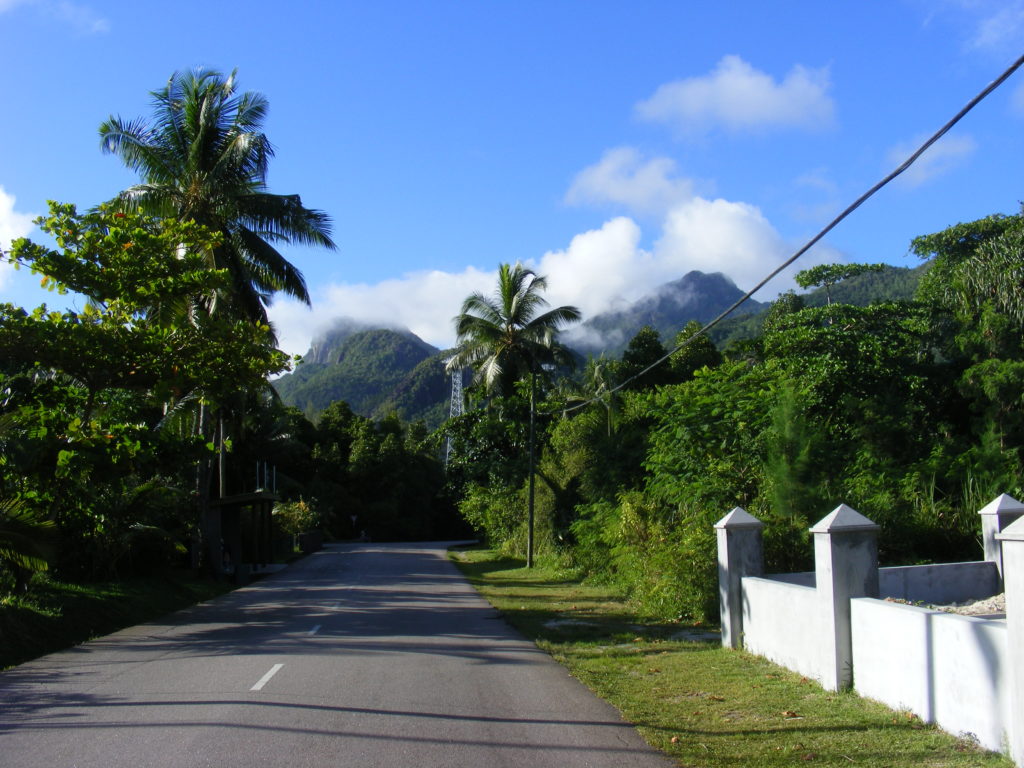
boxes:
[997,516,1024,766]
[878,561,1000,603]
[714,507,764,649]
[851,598,1010,752]
[810,505,880,691]
[765,572,815,587]
[740,577,821,682]
[981,493,1024,582]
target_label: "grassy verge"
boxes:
[451,547,1012,768]
[0,571,236,670]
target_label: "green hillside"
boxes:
[707,263,926,347]
[373,350,455,427]
[273,328,447,423]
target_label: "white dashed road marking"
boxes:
[250,663,284,691]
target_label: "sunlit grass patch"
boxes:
[452,547,1012,768]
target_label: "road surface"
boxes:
[0,542,673,767]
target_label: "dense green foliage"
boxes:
[0,204,460,595]
[1,204,289,581]
[299,402,465,541]
[442,211,1024,622]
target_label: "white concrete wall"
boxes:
[741,576,823,683]
[879,561,1000,604]
[851,597,1010,753]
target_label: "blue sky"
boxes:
[2,1,1024,356]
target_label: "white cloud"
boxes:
[0,186,37,290]
[269,192,848,359]
[535,217,652,316]
[1011,80,1024,117]
[53,1,109,34]
[965,1,1024,52]
[918,1,1024,56]
[886,133,977,187]
[268,266,497,358]
[0,0,109,34]
[635,55,835,136]
[654,196,845,303]
[654,197,787,285]
[565,147,696,217]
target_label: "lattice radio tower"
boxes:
[444,361,464,467]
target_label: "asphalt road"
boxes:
[0,542,673,767]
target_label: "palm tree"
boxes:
[447,262,580,567]
[100,69,335,573]
[99,68,336,325]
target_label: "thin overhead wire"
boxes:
[551,51,1024,417]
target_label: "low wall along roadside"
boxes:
[715,494,1024,765]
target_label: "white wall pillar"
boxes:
[997,516,1024,766]
[811,504,880,691]
[980,494,1024,583]
[715,507,764,649]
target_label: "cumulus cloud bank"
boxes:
[635,54,834,135]
[0,186,37,290]
[270,266,498,359]
[565,147,696,217]
[269,189,837,359]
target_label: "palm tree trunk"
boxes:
[527,370,536,569]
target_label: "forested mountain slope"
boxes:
[273,327,447,423]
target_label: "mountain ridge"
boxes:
[567,270,765,356]
[273,266,923,424]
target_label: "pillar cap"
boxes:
[978,493,1024,517]
[810,504,879,534]
[714,507,763,530]
[996,514,1024,543]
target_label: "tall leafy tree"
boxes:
[99,68,336,325]
[447,262,580,566]
[669,320,722,383]
[614,325,673,391]
[795,263,887,305]
[3,203,290,578]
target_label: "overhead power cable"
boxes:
[551,51,1024,416]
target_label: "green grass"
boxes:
[0,570,235,670]
[451,547,1013,768]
